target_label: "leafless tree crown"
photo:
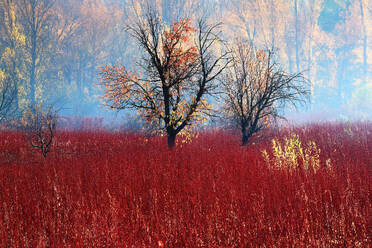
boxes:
[222,41,309,145]
[22,104,57,158]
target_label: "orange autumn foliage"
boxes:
[99,18,210,136]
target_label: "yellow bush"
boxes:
[262,133,322,173]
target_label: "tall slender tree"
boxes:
[359,0,368,85]
[0,0,28,116]
[16,0,55,107]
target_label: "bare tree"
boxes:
[16,0,56,107]
[100,7,230,148]
[22,104,57,158]
[222,41,309,145]
[0,75,17,123]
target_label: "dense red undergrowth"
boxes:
[0,122,371,247]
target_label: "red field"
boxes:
[0,123,371,247]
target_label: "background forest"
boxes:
[1,0,371,125]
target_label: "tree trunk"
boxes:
[30,32,36,107]
[308,32,313,107]
[242,134,250,146]
[241,126,250,146]
[286,45,294,74]
[359,0,367,84]
[10,60,19,111]
[294,0,300,73]
[167,133,176,149]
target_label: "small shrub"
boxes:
[21,104,57,158]
[262,133,322,173]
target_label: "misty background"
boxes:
[0,0,371,128]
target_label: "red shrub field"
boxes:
[0,122,371,247]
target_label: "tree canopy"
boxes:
[99,8,230,147]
